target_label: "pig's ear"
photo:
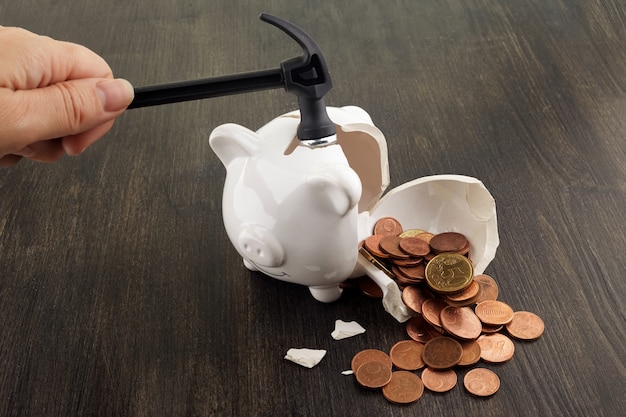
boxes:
[209,123,262,167]
[307,165,362,217]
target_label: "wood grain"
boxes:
[0,1,624,416]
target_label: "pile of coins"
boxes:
[348,217,545,402]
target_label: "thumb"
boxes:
[0,78,134,152]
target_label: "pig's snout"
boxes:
[237,225,285,268]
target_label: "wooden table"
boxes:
[1,1,624,416]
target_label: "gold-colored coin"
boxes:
[399,228,428,238]
[359,247,395,279]
[425,253,474,294]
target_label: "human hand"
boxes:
[0,26,134,167]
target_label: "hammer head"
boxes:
[261,14,337,144]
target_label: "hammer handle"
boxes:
[128,68,283,109]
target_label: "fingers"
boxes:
[62,120,115,156]
[0,154,24,167]
[0,138,64,166]
[0,27,135,166]
[46,39,114,84]
[17,138,65,162]
[0,77,133,157]
[0,27,113,90]
[0,120,116,166]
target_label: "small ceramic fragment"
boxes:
[284,348,327,368]
[331,320,366,340]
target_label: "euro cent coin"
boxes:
[389,340,425,371]
[425,253,474,294]
[476,333,515,363]
[373,217,403,236]
[355,361,393,389]
[422,336,463,370]
[382,371,424,404]
[351,349,392,373]
[464,368,500,397]
[421,368,457,393]
[506,311,545,340]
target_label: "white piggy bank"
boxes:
[209,106,389,303]
[210,106,499,309]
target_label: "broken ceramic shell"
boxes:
[354,174,499,277]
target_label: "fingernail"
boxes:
[14,146,33,157]
[97,78,134,112]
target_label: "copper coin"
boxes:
[351,349,392,373]
[401,285,435,315]
[396,263,426,281]
[399,229,428,238]
[481,323,504,333]
[399,237,431,257]
[379,235,409,259]
[389,340,425,371]
[440,306,483,340]
[421,298,448,328]
[473,274,498,302]
[458,340,482,367]
[382,371,424,404]
[445,279,480,302]
[391,264,416,281]
[429,232,469,253]
[476,333,515,363]
[422,337,463,370]
[425,253,474,294]
[355,360,393,389]
[506,311,545,340]
[373,217,403,236]
[421,367,457,393]
[394,275,422,288]
[391,256,423,267]
[444,297,479,308]
[444,291,483,307]
[363,234,389,259]
[464,368,500,396]
[406,316,443,344]
[357,276,383,299]
[393,268,425,286]
[340,277,359,290]
[455,240,471,256]
[475,300,514,325]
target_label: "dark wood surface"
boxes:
[1,1,624,416]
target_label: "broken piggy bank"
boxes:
[209,106,498,307]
